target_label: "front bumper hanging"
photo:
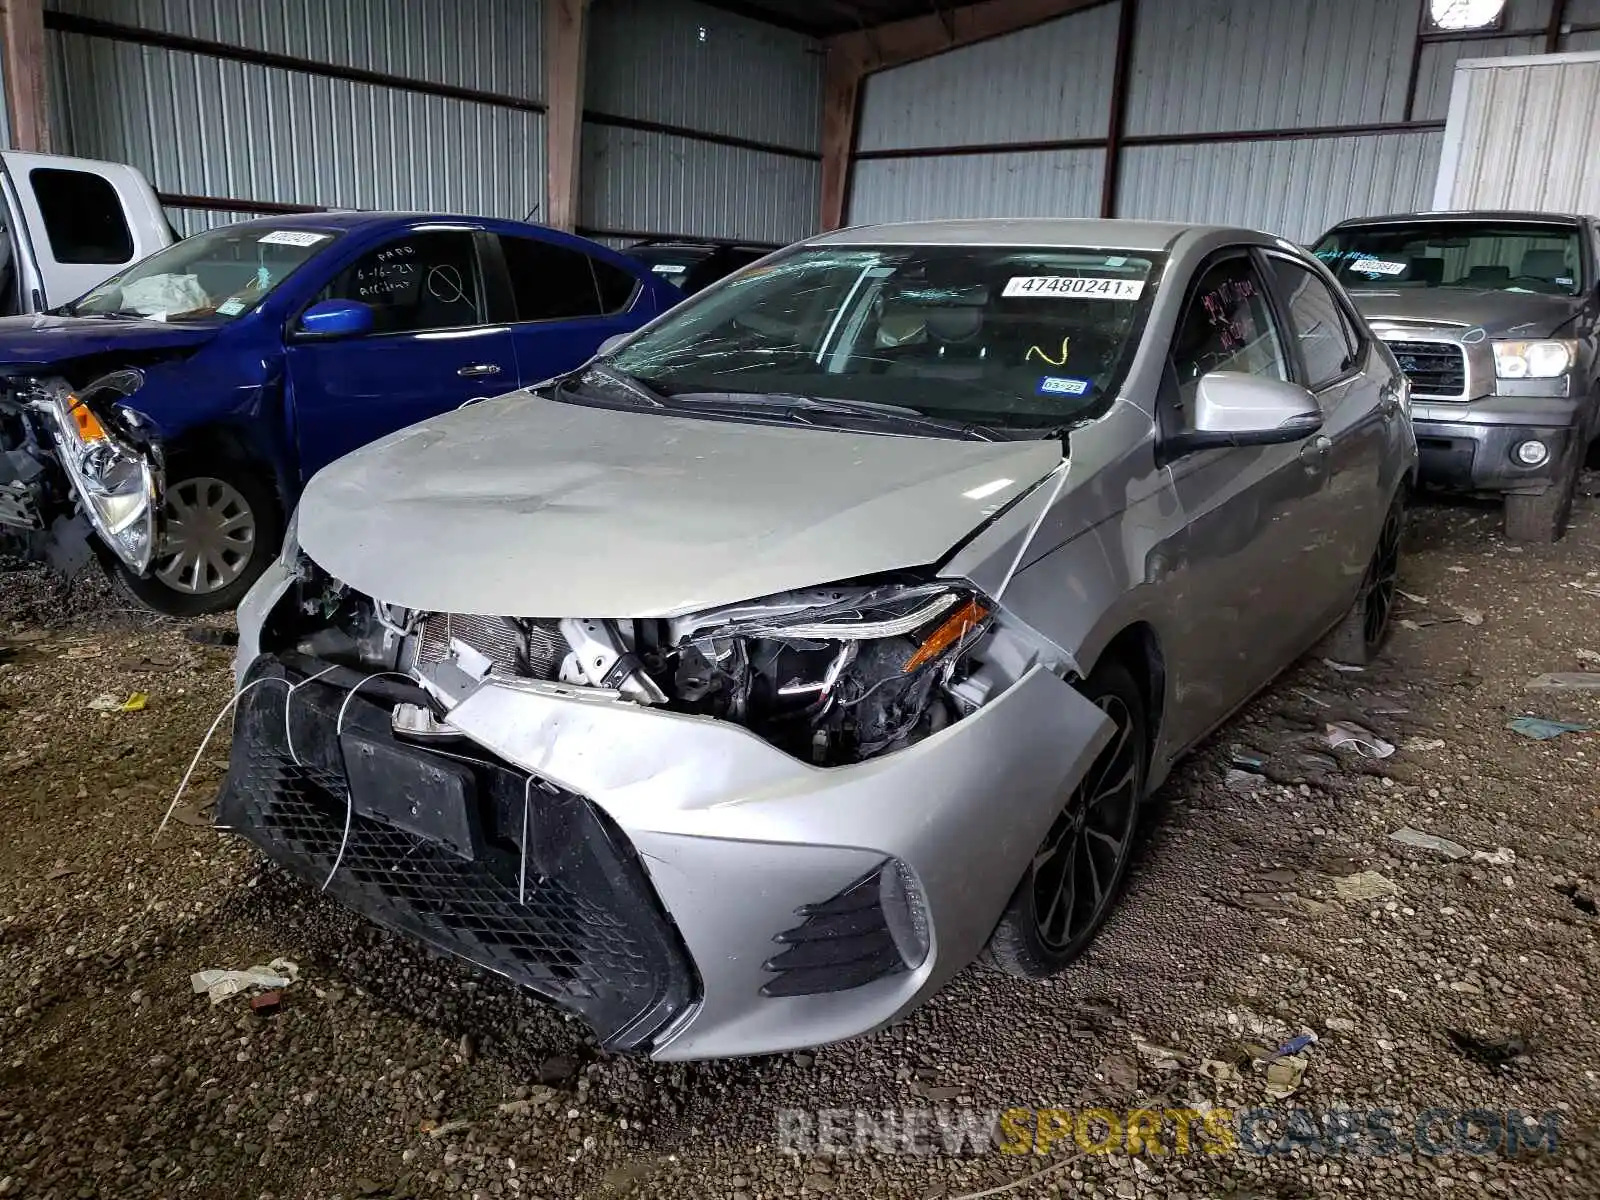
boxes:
[216,654,699,1051]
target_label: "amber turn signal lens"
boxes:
[904,598,989,672]
[68,397,106,443]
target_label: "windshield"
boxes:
[605,244,1160,430]
[69,224,341,321]
[1313,222,1583,297]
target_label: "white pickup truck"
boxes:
[0,149,174,316]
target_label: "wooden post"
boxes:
[819,0,1109,231]
[544,0,589,231]
[1,0,51,152]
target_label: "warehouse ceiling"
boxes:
[703,0,983,37]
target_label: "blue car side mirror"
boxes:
[298,299,374,339]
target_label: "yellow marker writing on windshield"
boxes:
[1025,336,1070,366]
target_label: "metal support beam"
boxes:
[1099,0,1136,218]
[544,0,589,231]
[1,0,51,151]
[1546,0,1568,52]
[819,0,1110,229]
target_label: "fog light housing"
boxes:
[1513,439,1550,467]
[878,858,931,971]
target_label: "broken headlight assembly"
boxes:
[657,579,995,765]
[33,370,162,573]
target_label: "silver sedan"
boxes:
[224,219,1416,1060]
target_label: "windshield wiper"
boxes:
[666,392,1001,441]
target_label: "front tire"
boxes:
[983,660,1148,980]
[112,457,282,617]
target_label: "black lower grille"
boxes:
[217,654,696,1050]
[763,865,908,997]
[1387,340,1466,398]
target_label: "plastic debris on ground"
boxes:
[1471,846,1516,867]
[249,990,283,1015]
[1263,1055,1308,1099]
[1401,736,1447,752]
[1333,871,1398,902]
[1576,648,1600,668]
[1322,658,1364,673]
[1507,716,1592,740]
[1525,672,1600,691]
[1225,768,1266,794]
[1388,827,1470,860]
[88,691,148,713]
[1325,721,1395,759]
[1452,605,1484,626]
[190,957,299,1004]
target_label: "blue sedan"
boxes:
[0,212,680,614]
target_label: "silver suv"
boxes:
[1314,210,1599,541]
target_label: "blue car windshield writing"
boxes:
[69,225,343,322]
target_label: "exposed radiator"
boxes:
[413,613,567,680]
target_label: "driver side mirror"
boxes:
[297,298,374,340]
[1165,371,1323,457]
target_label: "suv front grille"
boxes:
[218,654,696,1050]
[1386,340,1467,399]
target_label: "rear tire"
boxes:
[1319,491,1404,666]
[983,660,1148,980]
[1504,441,1579,543]
[110,455,282,618]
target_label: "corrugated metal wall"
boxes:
[848,0,1587,242]
[581,0,822,244]
[1434,52,1600,211]
[45,0,546,232]
[1117,132,1443,241]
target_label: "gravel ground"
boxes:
[2,488,1598,1200]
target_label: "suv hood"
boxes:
[0,313,218,373]
[1345,288,1581,339]
[296,392,1063,618]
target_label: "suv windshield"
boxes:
[1313,222,1583,297]
[606,244,1160,430]
[68,224,341,322]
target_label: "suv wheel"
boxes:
[1504,441,1580,543]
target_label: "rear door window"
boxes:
[29,168,134,265]
[498,235,605,321]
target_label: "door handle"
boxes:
[1299,435,1332,466]
[457,363,502,379]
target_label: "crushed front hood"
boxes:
[0,313,218,374]
[1346,288,1580,339]
[296,392,1062,617]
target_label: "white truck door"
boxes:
[0,151,174,310]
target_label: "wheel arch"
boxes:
[1080,621,1166,773]
[162,421,291,521]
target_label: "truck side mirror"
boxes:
[297,298,374,339]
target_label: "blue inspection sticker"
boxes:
[1038,375,1091,397]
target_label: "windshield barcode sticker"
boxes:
[1349,258,1406,276]
[259,230,329,247]
[1003,276,1144,300]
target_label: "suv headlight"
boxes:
[1493,339,1577,379]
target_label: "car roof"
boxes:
[1330,209,1584,228]
[215,210,545,234]
[807,217,1253,252]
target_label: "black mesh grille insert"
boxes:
[762,865,907,997]
[217,654,695,1049]
[414,613,566,680]
[1387,340,1466,398]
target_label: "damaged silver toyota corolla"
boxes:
[220,219,1417,1060]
